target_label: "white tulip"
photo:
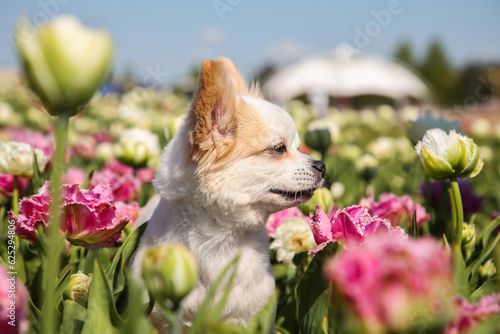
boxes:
[0,141,49,178]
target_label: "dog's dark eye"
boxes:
[273,143,287,153]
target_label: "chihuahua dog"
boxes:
[132,57,325,332]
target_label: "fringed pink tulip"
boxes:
[359,192,430,227]
[9,181,128,248]
[90,160,141,203]
[307,205,406,254]
[443,293,500,334]
[115,201,141,226]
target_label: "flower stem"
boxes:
[447,187,456,240]
[171,306,183,334]
[43,114,69,334]
[12,175,19,215]
[450,177,464,248]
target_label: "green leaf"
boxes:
[60,300,87,334]
[247,292,278,334]
[296,245,338,334]
[411,210,419,238]
[81,169,94,190]
[478,217,500,250]
[81,259,123,334]
[32,151,42,193]
[106,222,148,295]
[207,259,238,321]
[466,232,500,281]
[54,264,73,313]
[119,270,155,334]
[469,278,500,303]
[189,256,239,334]
[453,245,470,298]
[19,240,42,288]
[469,313,500,334]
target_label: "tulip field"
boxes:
[2,15,500,334]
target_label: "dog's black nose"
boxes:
[312,160,326,178]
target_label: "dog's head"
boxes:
[155,58,325,229]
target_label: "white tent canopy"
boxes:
[263,46,430,110]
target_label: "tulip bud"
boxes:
[355,154,378,181]
[142,244,198,307]
[15,16,113,116]
[63,271,92,307]
[305,129,332,156]
[95,142,114,163]
[300,187,334,215]
[113,127,160,168]
[164,115,185,142]
[479,259,496,281]
[415,129,484,180]
[461,223,476,245]
[330,182,345,200]
[0,141,49,178]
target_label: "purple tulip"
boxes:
[421,179,484,217]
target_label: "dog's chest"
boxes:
[183,229,275,325]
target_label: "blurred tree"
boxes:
[393,40,414,66]
[251,62,277,87]
[452,63,492,107]
[419,40,458,105]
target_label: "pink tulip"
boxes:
[136,167,155,184]
[3,127,53,159]
[71,135,96,160]
[90,160,140,203]
[0,265,29,334]
[443,293,500,334]
[0,173,31,204]
[359,192,430,227]
[9,181,129,248]
[307,205,406,254]
[115,201,141,226]
[63,167,87,185]
[266,207,306,238]
[324,234,455,333]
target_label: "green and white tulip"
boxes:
[16,15,113,116]
[415,129,483,180]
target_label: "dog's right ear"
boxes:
[186,59,239,165]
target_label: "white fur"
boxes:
[132,88,324,333]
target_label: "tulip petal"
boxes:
[421,145,454,180]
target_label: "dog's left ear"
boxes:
[217,57,262,98]
[187,59,240,164]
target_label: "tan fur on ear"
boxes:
[186,59,239,166]
[216,57,262,98]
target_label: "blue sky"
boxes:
[1,0,499,84]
